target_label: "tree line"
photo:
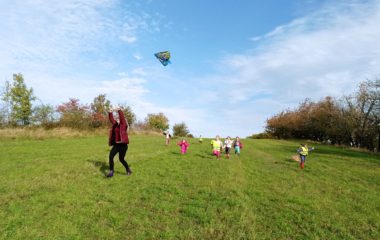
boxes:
[0,73,191,137]
[261,79,380,152]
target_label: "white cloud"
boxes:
[250,36,262,42]
[23,72,149,112]
[210,1,380,105]
[0,0,111,67]
[133,54,143,61]
[131,68,146,76]
[191,0,380,135]
[118,10,162,43]
[23,74,97,105]
[119,35,137,43]
[98,76,149,104]
[0,0,163,74]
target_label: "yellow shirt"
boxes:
[211,140,222,151]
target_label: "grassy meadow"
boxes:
[0,131,379,239]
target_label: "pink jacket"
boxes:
[177,141,189,150]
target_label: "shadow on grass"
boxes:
[314,146,379,160]
[170,150,180,155]
[284,156,300,164]
[87,159,131,177]
[169,149,215,160]
[194,152,213,159]
[87,159,108,176]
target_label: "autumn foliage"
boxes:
[265,80,380,152]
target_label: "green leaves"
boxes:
[145,112,169,131]
[8,73,36,125]
[173,122,190,137]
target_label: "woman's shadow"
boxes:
[87,159,127,176]
[87,159,109,176]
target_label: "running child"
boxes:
[177,139,190,154]
[224,136,233,159]
[211,135,223,159]
[233,137,243,157]
[297,143,314,169]
[165,131,171,145]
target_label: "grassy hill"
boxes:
[0,134,379,239]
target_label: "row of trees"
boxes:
[264,79,380,152]
[0,73,191,137]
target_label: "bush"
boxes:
[173,122,189,137]
[248,132,274,139]
[145,113,169,131]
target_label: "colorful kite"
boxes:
[154,51,171,66]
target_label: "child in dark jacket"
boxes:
[233,137,243,156]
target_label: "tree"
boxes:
[366,78,380,151]
[0,108,5,127]
[90,94,111,127]
[342,79,380,150]
[8,73,36,125]
[32,104,55,127]
[173,122,189,137]
[145,112,169,131]
[132,120,150,131]
[119,104,136,127]
[57,98,90,129]
[264,78,380,151]
[0,80,11,126]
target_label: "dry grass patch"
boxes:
[0,127,166,140]
[0,127,106,140]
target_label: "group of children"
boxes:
[210,135,243,159]
[175,133,315,169]
[176,135,243,159]
[177,136,315,169]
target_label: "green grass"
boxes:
[0,135,379,239]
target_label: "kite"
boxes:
[154,51,171,66]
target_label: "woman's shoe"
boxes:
[106,171,114,177]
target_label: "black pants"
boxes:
[109,144,130,171]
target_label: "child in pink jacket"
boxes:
[177,139,190,154]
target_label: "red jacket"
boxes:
[108,110,129,146]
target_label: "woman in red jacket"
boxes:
[107,108,132,177]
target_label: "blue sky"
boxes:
[1,0,379,137]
